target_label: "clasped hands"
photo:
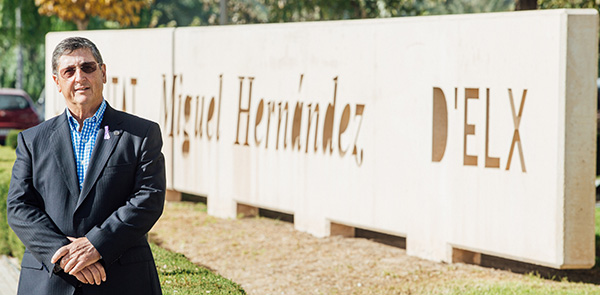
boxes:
[51,237,106,285]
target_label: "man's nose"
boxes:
[74,67,86,82]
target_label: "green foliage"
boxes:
[427,0,514,15]
[151,243,246,294]
[138,0,600,28]
[0,0,75,101]
[5,130,21,150]
[0,169,12,255]
[0,146,23,259]
[142,0,222,27]
[142,0,514,27]
[538,0,598,9]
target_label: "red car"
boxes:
[0,88,41,143]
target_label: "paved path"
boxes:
[0,256,19,295]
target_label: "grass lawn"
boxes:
[151,243,246,294]
[443,278,600,295]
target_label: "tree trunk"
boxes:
[220,0,227,25]
[15,5,23,90]
[515,0,537,10]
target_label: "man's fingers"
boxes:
[51,246,68,264]
[63,257,77,273]
[68,261,85,275]
[58,252,73,269]
[72,263,105,285]
[53,237,103,281]
[80,268,94,285]
[51,237,78,264]
[74,272,89,284]
[63,237,102,272]
[93,262,107,282]
[69,260,94,276]
[87,264,102,285]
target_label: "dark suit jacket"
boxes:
[7,103,165,295]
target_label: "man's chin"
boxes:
[72,94,100,104]
[74,90,91,97]
[73,92,98,104]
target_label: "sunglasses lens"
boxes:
[81,63,97,73]
[59,62,99,78]
[62,69,75,78]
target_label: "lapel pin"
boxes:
[114,131,120,136]
[104,126,110,139]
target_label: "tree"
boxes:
[515,0,537,10]
[254,0,514,24]
[266,0,424,23]
[35,0,153,30]
[425,0,513,15]
[0,0,73,100]
[538,0,597,9]
[142,0,221,27]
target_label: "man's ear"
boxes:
[52,75,62,93]
[101,63,107,84]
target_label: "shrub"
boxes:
[0,146,24,258]
[5,129,21,150]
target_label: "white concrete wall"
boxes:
[46,9,598,269]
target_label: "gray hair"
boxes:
[52,37,104,76]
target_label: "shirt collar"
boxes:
[66,100,107,132]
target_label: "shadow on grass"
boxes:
[149,233,217,272]
[474,232,600,285]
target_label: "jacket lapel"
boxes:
[51,112,80,199]
[77,105,123,209]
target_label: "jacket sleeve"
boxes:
[85,122,166,265]
[7,132,70,275]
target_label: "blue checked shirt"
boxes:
[66,100,107,190]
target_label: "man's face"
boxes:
[53,48,106,110]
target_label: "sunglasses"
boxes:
[59,62,101,79]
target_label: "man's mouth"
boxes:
[75,87,90,92]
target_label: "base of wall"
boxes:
[185,197,594,274]
[237,203,259,218]
[329,221,407,249]
[330,222,355,237]
[165,189,182,202]
[236,202,295,223]
[452,247,482,265]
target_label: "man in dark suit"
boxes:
[7,37,165,294]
